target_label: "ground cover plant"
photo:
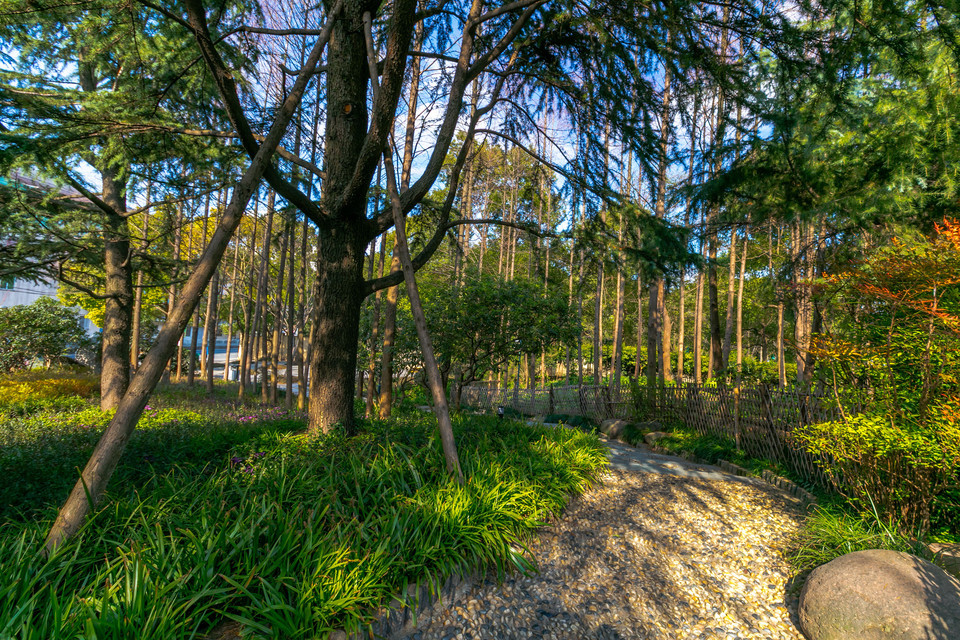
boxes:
[0,381,607,639]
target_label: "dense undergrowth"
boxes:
[0,380,607,639]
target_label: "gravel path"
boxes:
[399,442,806,640]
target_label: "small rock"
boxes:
[644,431,669,446]
[600,419,630,439]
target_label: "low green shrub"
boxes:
[0,410,606,638]
[0,371,98,415]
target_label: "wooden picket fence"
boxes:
[460,381,839,491]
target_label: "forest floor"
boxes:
[399,442,806,640]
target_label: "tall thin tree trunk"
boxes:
[270,219,289,404]
[204,270,220,394]
[593,263,603,383]
[381,138,462,480]
[130,183,150,372]
[223,234,240,382]
[378,24,422,419]
[736,231,748,368]
[722,225,738,368]
[634,273,644,379]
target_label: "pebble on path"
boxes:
[398,466,805,640]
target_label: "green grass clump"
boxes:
[790,502,929,578]
[0,407,606,639]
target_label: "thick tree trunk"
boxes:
[308,222,366,433]
[99,171,133,410]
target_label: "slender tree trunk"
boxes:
[285,217,297,408]
[377,25,422,419]
[576,250,585,386]
[660,282,673,382]
[707,232,722,379]
[593,263,603,383]
[647,278,660,390]
[239,196,261,396]
[256,193,276,402]
[722,225,738,368]
[162,201,183,385]
[188,197,210,388]
[736,231,748,368]
[204,270,220,394]
[634,273,643,379]
[694,265,704,384]
[223,234,240,382]
[366,235,385,417]
[270,220,289,404]
[130,192,149,372]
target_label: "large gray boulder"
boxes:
[799,549,960,640]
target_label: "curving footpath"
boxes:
[397,439,806,640]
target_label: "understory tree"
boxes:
[797,222,960,533]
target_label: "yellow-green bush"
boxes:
[0,372,98,406]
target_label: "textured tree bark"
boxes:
[99,170,133,410]
[308,222,366,433]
